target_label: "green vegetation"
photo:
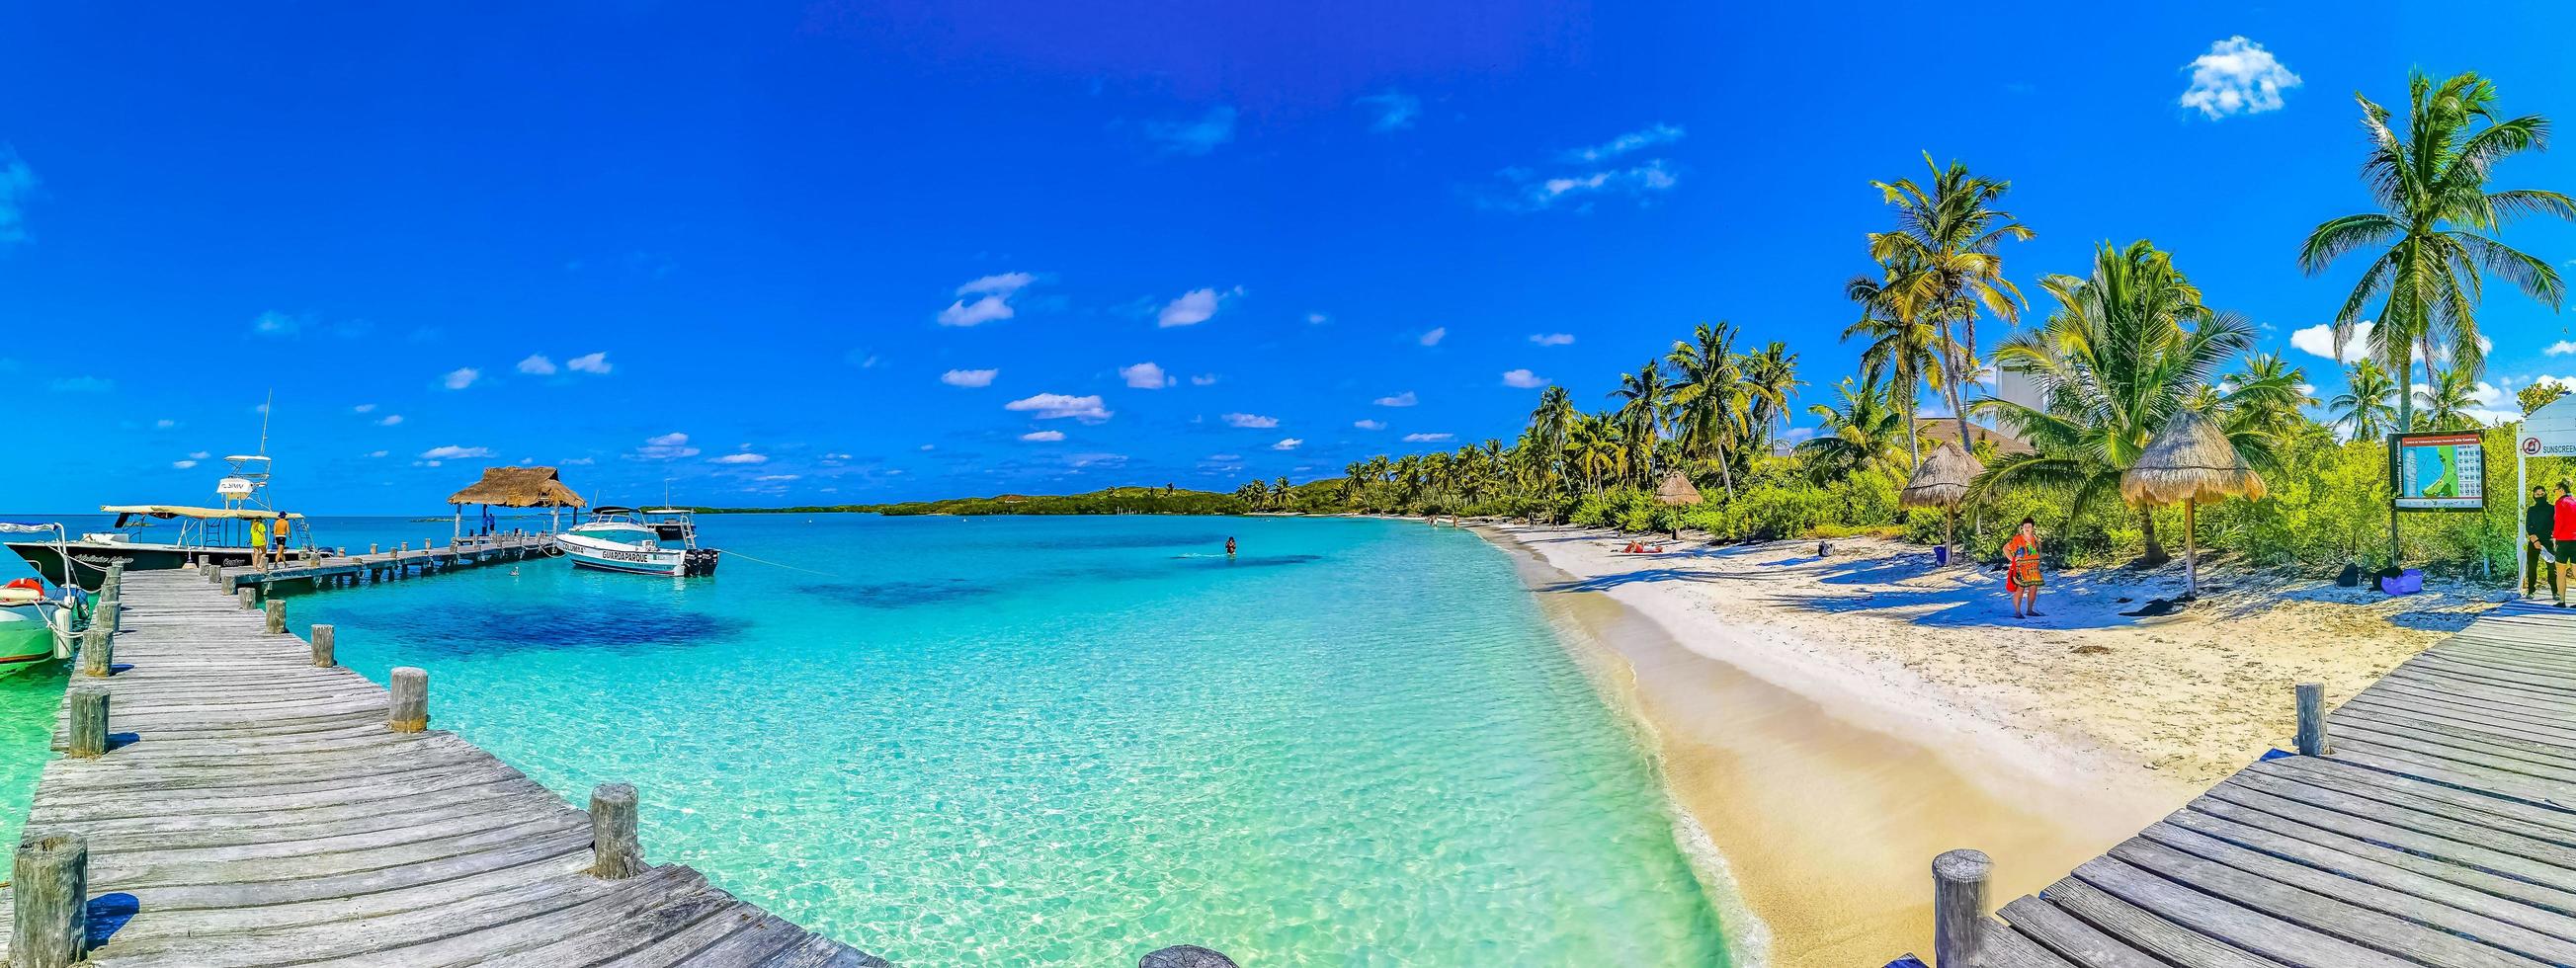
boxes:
[1260,70,2570,578]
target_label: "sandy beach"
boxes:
[1474,521,2494,968]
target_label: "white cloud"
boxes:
[443,367,480,390]
[1419,327,1447,347]
[1021,430,1065,442]
[353,403,377,414]
[154,419,177,430]
[2289,322,2371,363]
[2180,37,2300,120]
[49,376,112,393]
[1190,373,1219,386]
[0,151,35,245]
[2548,341,2576,357]
[1354,419,1387,431]
[567,352,612,374]
[171,459,198,469]
[1145,106,1236,155]
[517,354,557,375]
[1306,312,1329,325]
[377,415,403,427]
[1270,438,1303,450]
[367,450,389,458]
[561,456,594,465]
[1373,391,1418,407]
[1223,413,1280,429]
[756,474,799,482]
[251,310,301,338]
[2534,374,2576,392]
[1354,91,1420,131]
[1565,123,1685,163]
[939,294,1015,327]
[1522,162,1678,210]
[1158,286,1239,327]
[957,273,1035,296]
[189,451,209,459]
[1402,433,1454,443]
[1120,362,1175,389]
[1501,368,1549,388]
[1530,333,1575,347]
[631,432,701,460]
[1006,392,1113,421]
[941,368,999,388]
[420,445,493,460]
[1206,453,1241,461]
[2471,380,2506,406]
[711,452,769,465]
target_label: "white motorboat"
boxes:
[554,507,720,577]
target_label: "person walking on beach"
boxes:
[2531,484,2566,605]
[2002,517,2044,619]
[2556,481,2576,609]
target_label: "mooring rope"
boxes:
[712,548,840,578]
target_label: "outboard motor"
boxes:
[682,548,721,577]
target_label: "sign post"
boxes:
[2517,396,2576,598]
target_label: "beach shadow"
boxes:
[1542,567,1746,593]
[1765,584,2141,631]
[2390,610,2482,633]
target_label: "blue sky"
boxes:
[4,1,2574,514]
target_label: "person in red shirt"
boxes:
[2556,481,2576,609]
[2001,517,2044,619]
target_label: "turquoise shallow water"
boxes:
[9,514,1731,965]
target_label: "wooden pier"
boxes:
[1921,600,2576,968]
[0,566,885,966]
[208,530,553,598]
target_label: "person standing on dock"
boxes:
[2001,517,2044,619]
[2531,484,2565,605]
[2555,481,2576,609]
[273,515,292,568]
[250,518,271,572]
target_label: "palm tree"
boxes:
[2299,70,2575,437]
[2220,351,2316,439]
[1665,323,1746,498]
[1973,240,2266,567]
[1609,361,1670,484]
[1741,341,1803,453]
[1796,375,1909,482]
[2413,365,2482,431]
[1844,262,1948,468]
[1565,412,1625,493]
[1869,154,2036,449]
[2329,359,2401,441]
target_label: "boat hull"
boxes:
[0,607,68,671]
[6,541,208,590]
[555,533,688,577]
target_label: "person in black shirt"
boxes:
[2531,485,2566,605]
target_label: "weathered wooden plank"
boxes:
[1997,896,2170,968]
[2036,876,2285,968]
[2072,855,2420,967]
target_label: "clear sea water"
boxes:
[1,513,1732,966]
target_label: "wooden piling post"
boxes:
[237,587,257,609]
[588,783,645,879]
[311,624,336,667]
[66,686,109,760]
[1933,848,1990,968]
[96,595,119,634]
[2296,682,2328,757]
[11,831,89,968]
[264,599,287,634]
[76,621,112,679]
[388,667,428,732]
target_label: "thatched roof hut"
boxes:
[1900,442,1984,510]
[1653,470,1704,506]
[446,467,587,509]
[2120,410,2266,506]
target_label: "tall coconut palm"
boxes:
[1528,384,1575,464]
[1608,361,1670,484]
[2298,70,2574,437]
[1564,412,1626,493]
[1796,375,1910,482]
[2414,365,2483,431]
[2329,359,2402,441]
[1741,341,1803,453]
[2220,351,2316,440]
[1844,262,1948,467]
[1972,240,2266,567]
[1869,154,2036,449]
[1665,322,1747,498]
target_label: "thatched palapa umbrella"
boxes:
[447,466,588,537]
[1653,470,1704,507]
[2120,410,2265,598]
[1901,441,1983,562]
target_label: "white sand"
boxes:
[1472,522,2493,967]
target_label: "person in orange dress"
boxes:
[2001,517,2044,619]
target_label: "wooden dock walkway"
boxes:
[1922,600,2576,968]
[213,530,553,597]
[2,567,885,967]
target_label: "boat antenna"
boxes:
[257,388,273,457]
